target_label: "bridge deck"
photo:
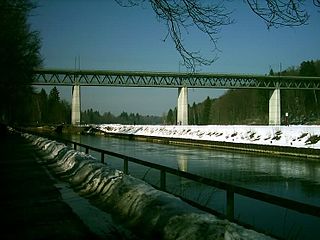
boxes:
[33,69,320,90]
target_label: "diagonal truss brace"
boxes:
[32,69,320,90]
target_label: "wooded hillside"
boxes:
[166,60,320,125]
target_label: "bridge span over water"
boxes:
[33,69,320,125]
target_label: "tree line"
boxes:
[24,87,163,126]
[81,109,163,125]
[1,0,41,125]
[166,59,320,125]
[25,87,71,125]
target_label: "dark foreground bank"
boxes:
[0,130,101,239]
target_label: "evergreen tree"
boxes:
[38,89,48,123]
[200,97,212,124]
[269,68,274,76]
[47,87,69,124]
[193,102,199,125]
[49,87,60,102]
[119,111,129,124]
[135,113,141,124]
[188,104,194,125]
[166,109,174,125]
[47,87,58,123]
[0,0,41,124]
[300,61,317,76]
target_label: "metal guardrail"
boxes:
[34,134,319,222]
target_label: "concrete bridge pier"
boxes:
[269,88,281,125]
[177,87,188,125]
[71,85,81,125]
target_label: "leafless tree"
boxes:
[313,0,320,8]
[247,0,309,28]
[115,0,319,71]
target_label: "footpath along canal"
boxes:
[65,132,320,240]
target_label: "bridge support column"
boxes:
[269,88,281,125]
[71,85,81,125]
[177,87,188,125]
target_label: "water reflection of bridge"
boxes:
[32,69,320,126]
[177,154,188,172]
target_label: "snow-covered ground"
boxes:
[96,124,320,149]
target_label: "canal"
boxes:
[69,134,320,240]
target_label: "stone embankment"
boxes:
[23,132,275,240]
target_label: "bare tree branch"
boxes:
[114,0,143,7]
[115,0,233,72]
[115,0,319,71]
[245,0,311,28]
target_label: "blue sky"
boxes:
[29,0,320,116]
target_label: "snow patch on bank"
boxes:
[96,124,320,149]
[22,133,274,240]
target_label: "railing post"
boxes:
[73,143,77,150]
[227,188,234,221]
[85,147,89,154]
[101,152,105,164]
[160,169,166,191]
[123,158,129,174]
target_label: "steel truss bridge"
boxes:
[33,69,320,90]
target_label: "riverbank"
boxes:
[94,124,320,159]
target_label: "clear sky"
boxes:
[29,0,320,116]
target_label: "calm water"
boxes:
[69,134,320,239]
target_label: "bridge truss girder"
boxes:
[33,69,320,90]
